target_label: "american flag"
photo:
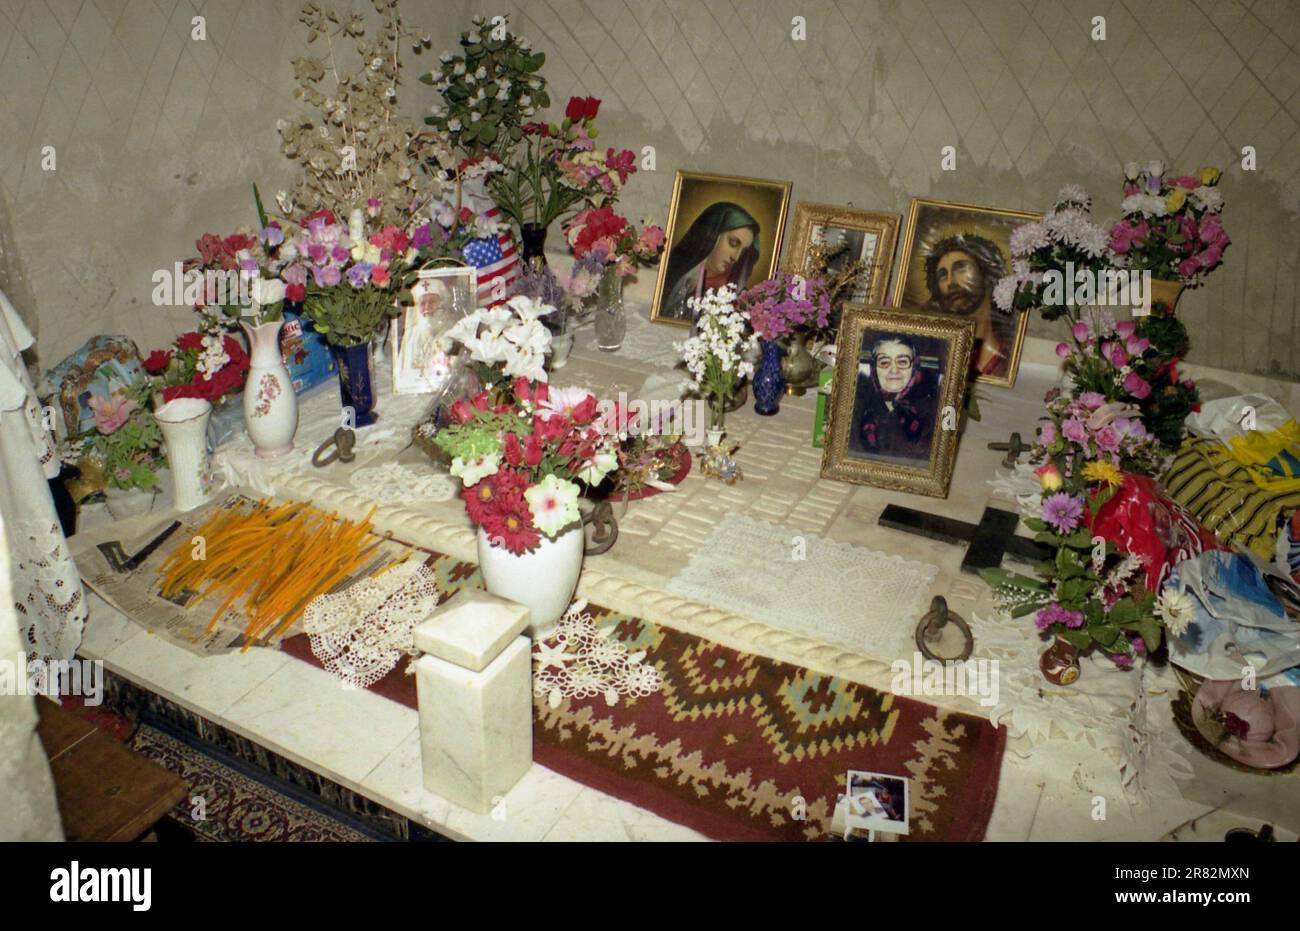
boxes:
[461,208,518,308]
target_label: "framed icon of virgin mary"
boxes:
[649,170,792,327]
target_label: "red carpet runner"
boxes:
[282,551,1005,841]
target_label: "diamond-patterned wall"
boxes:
[2,0,1298,378]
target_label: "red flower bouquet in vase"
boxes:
[432,377,619,636]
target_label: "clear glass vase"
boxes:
[593,267,626,352]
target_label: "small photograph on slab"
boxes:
[821,305,973,498]
[650,170,792,327]
[844,770,909,838]
[392,265,477,395]
[892,198,1040,388]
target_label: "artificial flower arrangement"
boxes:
[981,388,1170,667]
[996,183,1208,450]
[736,271,833,342]
[609,409,690,498]
[488,95,638,230]
[564,206,665,279]
[278,0,453,229]
[421,15,547,160]
[443,293,555,394]
[1109,162,1229,285]
[993,185,1111,322]
[675,285,759,431]
[290,206,425,348]
[187,211,294,329]
[67,376,166,492]
[143,330,251,406]
[430,377,618,554]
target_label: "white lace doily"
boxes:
[303,559,440,689]
[666,513,939,660]
[534,600,663,709]
[971,609,1194,809]
[348,461,457,505]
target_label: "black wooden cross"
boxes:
[879,504,1052,575]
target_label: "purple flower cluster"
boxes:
[1035,603,1085,631]
[737,272,832,341]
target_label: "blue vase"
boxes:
[753,340,785,416]
[331,341,377,428]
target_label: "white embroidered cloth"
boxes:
[534,600,663,709]
[971,608,1195,810]
[302,559,440,689]
[1,288,85,660]
[666,513,939,660]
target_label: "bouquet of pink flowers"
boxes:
[981,390,1168,667]
[431,378,619,554]
[736,271,832,342]
[488,96,638,229]
[564,206,664,278]
[1109,163,1228,284]
[286,205,428,347]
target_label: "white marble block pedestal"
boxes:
[414,589,533,814]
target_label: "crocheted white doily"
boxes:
[666,513,939,660]
[533,600,663,709]
[303,559,440,689]
[348,461,458,506]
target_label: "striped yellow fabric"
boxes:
[1226,419,1300,490]
[1162,437,1300,560]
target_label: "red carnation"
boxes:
[305,208,337,226]
[224,233,257,253]
[285,282,305,303]
[569,395,598,425]
[177,331,204,352]
[502,432,523,467]
[604,148,636,184]
[143,349,173,373]
[523,431,544,467]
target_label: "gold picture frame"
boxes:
[820,305,975,498]
[891,197,1040,389]
[786,202,900,307]
[649,170,792,327]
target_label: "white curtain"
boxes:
[0,288,85,661]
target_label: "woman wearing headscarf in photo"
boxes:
[849,335,939,463]
[659,202,761,323]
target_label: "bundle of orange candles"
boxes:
[157,498,382,651]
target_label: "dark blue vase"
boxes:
[753,340,785,416]
[331,341,377,428]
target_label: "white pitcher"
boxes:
[154,397,212,512]
[241,319,298,458]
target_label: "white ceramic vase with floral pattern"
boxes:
[154,397,212,512]
[241,319,297,459]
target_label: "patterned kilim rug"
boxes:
[282,551,1007,842]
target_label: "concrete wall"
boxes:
[2,0,1297,377]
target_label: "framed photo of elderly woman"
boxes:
[820,305,975,498]
[649,170,792,326]
[891,198,1040,388]
[786,203,900,308]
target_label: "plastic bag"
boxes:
[1089,473,1221,591]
